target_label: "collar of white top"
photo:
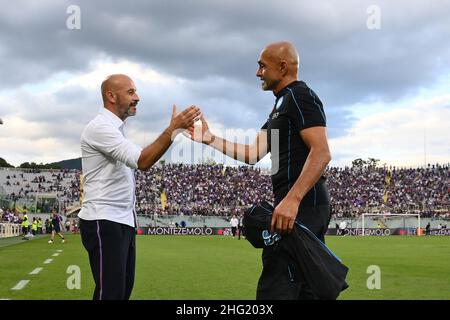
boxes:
[99,107,125,130]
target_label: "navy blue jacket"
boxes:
[243,202,349,300]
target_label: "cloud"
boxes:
[1,0,450,167]
[2,0,450,105]
[329,94,450,167]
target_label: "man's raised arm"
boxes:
[186,115,268,165]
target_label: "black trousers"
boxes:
[80,219,136,300]
[256,204,331,300]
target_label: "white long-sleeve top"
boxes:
[78,108,142,227]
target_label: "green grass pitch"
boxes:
[0,234,449,300]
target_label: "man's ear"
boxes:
[280,60,288,76]
[106,91,116,104]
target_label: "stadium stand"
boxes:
[327,164,449,218]
[1,163,448,227]
[0,168,80,214]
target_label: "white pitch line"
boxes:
[43,259,53,264]
[29,268,43,275]
[56,250,63,253]
[11,280,30,290]
[52,253,59,257]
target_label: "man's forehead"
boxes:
[120,77,134,86]
[127,80,137,90]
[119,78,136,91]
[258,49,273,62]
[257,53,266,63]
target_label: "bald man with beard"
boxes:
[79,74,201,300]
[189,42,332,299]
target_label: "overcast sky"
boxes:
[0,0,449,168]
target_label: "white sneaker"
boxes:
[48,240,53,244]
[62,239,65,243]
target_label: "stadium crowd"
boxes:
[1,168,81,215]
[135,164,273,217]
[1,163,448,220]
[0,207,20,224]
[327,164,449,218]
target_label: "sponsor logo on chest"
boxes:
[271,96,284,119]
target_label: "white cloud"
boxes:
[1,0,450,169]
[2,64,449,168]
[329,95,450,167]
[41,59,176,94]
[65,60,174,89]
[0,59,263,166]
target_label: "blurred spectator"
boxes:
[1,163,448,219]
